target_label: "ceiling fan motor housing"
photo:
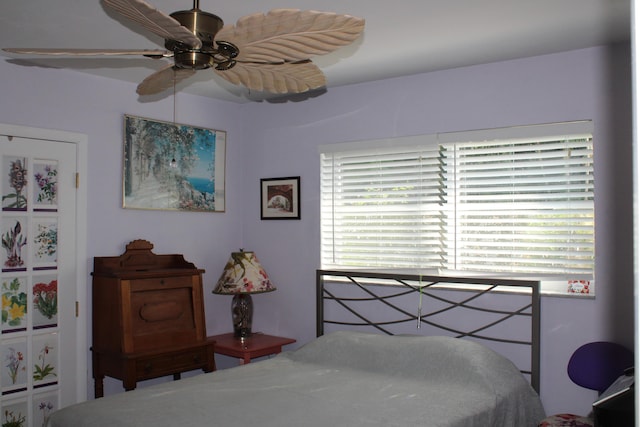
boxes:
[168,9,224,69]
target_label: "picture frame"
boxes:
[260,176,300,220]
[122,115,226,212]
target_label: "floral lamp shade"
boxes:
[213,251,276,295]
[213,251,275,338]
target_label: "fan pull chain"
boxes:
[169,69,178,169]
[173,69,177,124]
[417,275,423,329]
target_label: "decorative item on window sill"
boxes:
[567,279,591,294]
[213,250,276,340]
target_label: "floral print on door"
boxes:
[1,276,27,333]
[1,142,66,425]
[32,391,57,427]
[1,399,28,427]
[2,157,28,212]
[32,160,57,211]
[32,276,57,329]
[1,338,27,394]
[32,219,57,269]
[32,333,57,388]
[1,218,28,272]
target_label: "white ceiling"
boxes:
[0,0,631,103]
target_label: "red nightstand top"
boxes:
[209,333,296,363]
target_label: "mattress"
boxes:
[47,331,546,427]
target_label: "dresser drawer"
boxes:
[135,345,211,380]
[129,274,196,291]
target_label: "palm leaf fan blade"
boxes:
[215,61,326,94]
[2,48,170,56]
[102,0,202,49]
[215,9,365,63]
[137,64,196,95]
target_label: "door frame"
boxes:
[0,123,88,402]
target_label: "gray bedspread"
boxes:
[48,331,545,427]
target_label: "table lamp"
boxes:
[213,250,276,339]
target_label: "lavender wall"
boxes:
[0,59,247,394]
[240,44,633,416]
[0,42,632,416]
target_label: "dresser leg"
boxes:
[123,379,136,391]
[94,375,104,398]
[92,350,105,398]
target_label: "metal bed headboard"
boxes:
[316,269,541,393]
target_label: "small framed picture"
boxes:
[260,177,300,220]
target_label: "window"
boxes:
[320,122,594,291]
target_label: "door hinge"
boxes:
[76,301,79,317]
[75,173,80,189]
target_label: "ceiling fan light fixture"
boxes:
[173,51,214,69]
[166,7,238,71]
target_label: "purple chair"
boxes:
[568,342,633,393]
[538,341,633,427]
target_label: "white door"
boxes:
[0,124,87,427]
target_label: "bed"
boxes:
[47,270,546,427]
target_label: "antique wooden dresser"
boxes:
[91,239,215,397]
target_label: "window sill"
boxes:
[541,290,595,299]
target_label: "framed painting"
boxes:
[123,115,226,212]
[260,176,300,220]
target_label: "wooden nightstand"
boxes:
[209,333,296,365]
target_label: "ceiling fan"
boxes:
[3,0,365,97]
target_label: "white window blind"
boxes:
[320,122,594,280]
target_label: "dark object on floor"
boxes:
[539,341,633,427]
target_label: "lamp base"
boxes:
[231,294,253,339]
